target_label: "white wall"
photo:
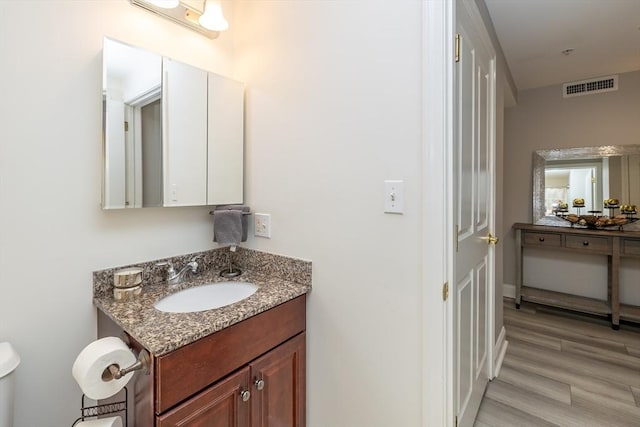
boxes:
[0,1,235,426]
[233,1,424,425]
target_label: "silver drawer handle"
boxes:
[240,390,251,402]
[583,241,589,246]
[539,237,545,242]
[255,379,265,391]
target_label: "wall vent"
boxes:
[563,75,618,98]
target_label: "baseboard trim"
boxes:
[503,283,515,299]
[493,326,508,378]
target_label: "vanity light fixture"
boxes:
[199,0,229,31]
[146,0,180,8]
[129,0,228,39]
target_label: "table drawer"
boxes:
[523,231,561,247]
[622,238,640,256]
[565,235,611,253]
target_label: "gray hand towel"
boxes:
[214,205,250,242]
[213,210,244,246]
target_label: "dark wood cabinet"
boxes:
[157,333,305,427]
[250,333,305,427]
[157,368,251,427]
[150,296,306,427]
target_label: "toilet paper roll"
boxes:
[72,337,136,400]
[75,416,123,427]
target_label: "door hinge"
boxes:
[124,121,129,132]
[442,282,449,301]
[455,33,460,63]
[455,415,459,427]
[455,224,459,252]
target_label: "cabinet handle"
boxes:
[240,390,251,402]
[539,237,545,242]
[255,379,265,391]
[583,241,589,246]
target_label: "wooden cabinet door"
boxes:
[250,333,305,427]
[157,367,250,427]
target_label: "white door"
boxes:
[453,0,496,426]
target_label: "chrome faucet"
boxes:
[157,260,198,285]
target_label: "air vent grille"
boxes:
[563,75,618,98]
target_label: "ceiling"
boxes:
[484,0,640,91]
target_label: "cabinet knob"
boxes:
[539,237,545,242]
[583,241,589,246]
[255,379,265,391]
[240,390,251,402]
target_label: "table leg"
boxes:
[611,238,620,329]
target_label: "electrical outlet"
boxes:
[254,213,271,238]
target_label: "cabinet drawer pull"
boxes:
[240,390,251,402]
[539,237,545,242]
[255,379,265,391]
[583,241,589,246]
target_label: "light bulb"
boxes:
[146,0,179,8]
[199,0,229,31]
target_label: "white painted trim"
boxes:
[503,283,515,299]
[421,1,453,426]
[492,326,508,378]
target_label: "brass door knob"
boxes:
[480,233,499,245]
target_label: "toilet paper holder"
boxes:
[101,348,150,382]
[104,334,150,381]
[72,387,128,426]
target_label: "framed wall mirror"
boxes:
[533,145,640,224]
[102,37,244,210]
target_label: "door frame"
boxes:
[421,1,454,426]
[421,1,497,425]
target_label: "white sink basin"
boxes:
[154,282,258,313]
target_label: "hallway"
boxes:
[475,300,640,426]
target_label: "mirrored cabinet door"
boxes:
[103,38,162,209]
[162,57,208,207]
[207,72,244,205]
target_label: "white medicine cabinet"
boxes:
[102,37,244,209]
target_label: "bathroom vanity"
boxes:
[513,223,640,329]
[94,248,311,426]
[154,297,305,426]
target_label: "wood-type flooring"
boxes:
[475,299,640,427]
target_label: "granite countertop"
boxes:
[94,267,311,356]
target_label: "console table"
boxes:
[513,222,640,329]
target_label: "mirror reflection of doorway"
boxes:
[621,154,640,206]
[544,159,602,214]
[140,99,162,207]
[123,87,162,208]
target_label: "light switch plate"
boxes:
[254,213,271,238]
[384,180,404,214]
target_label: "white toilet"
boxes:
[0,342,20,427]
